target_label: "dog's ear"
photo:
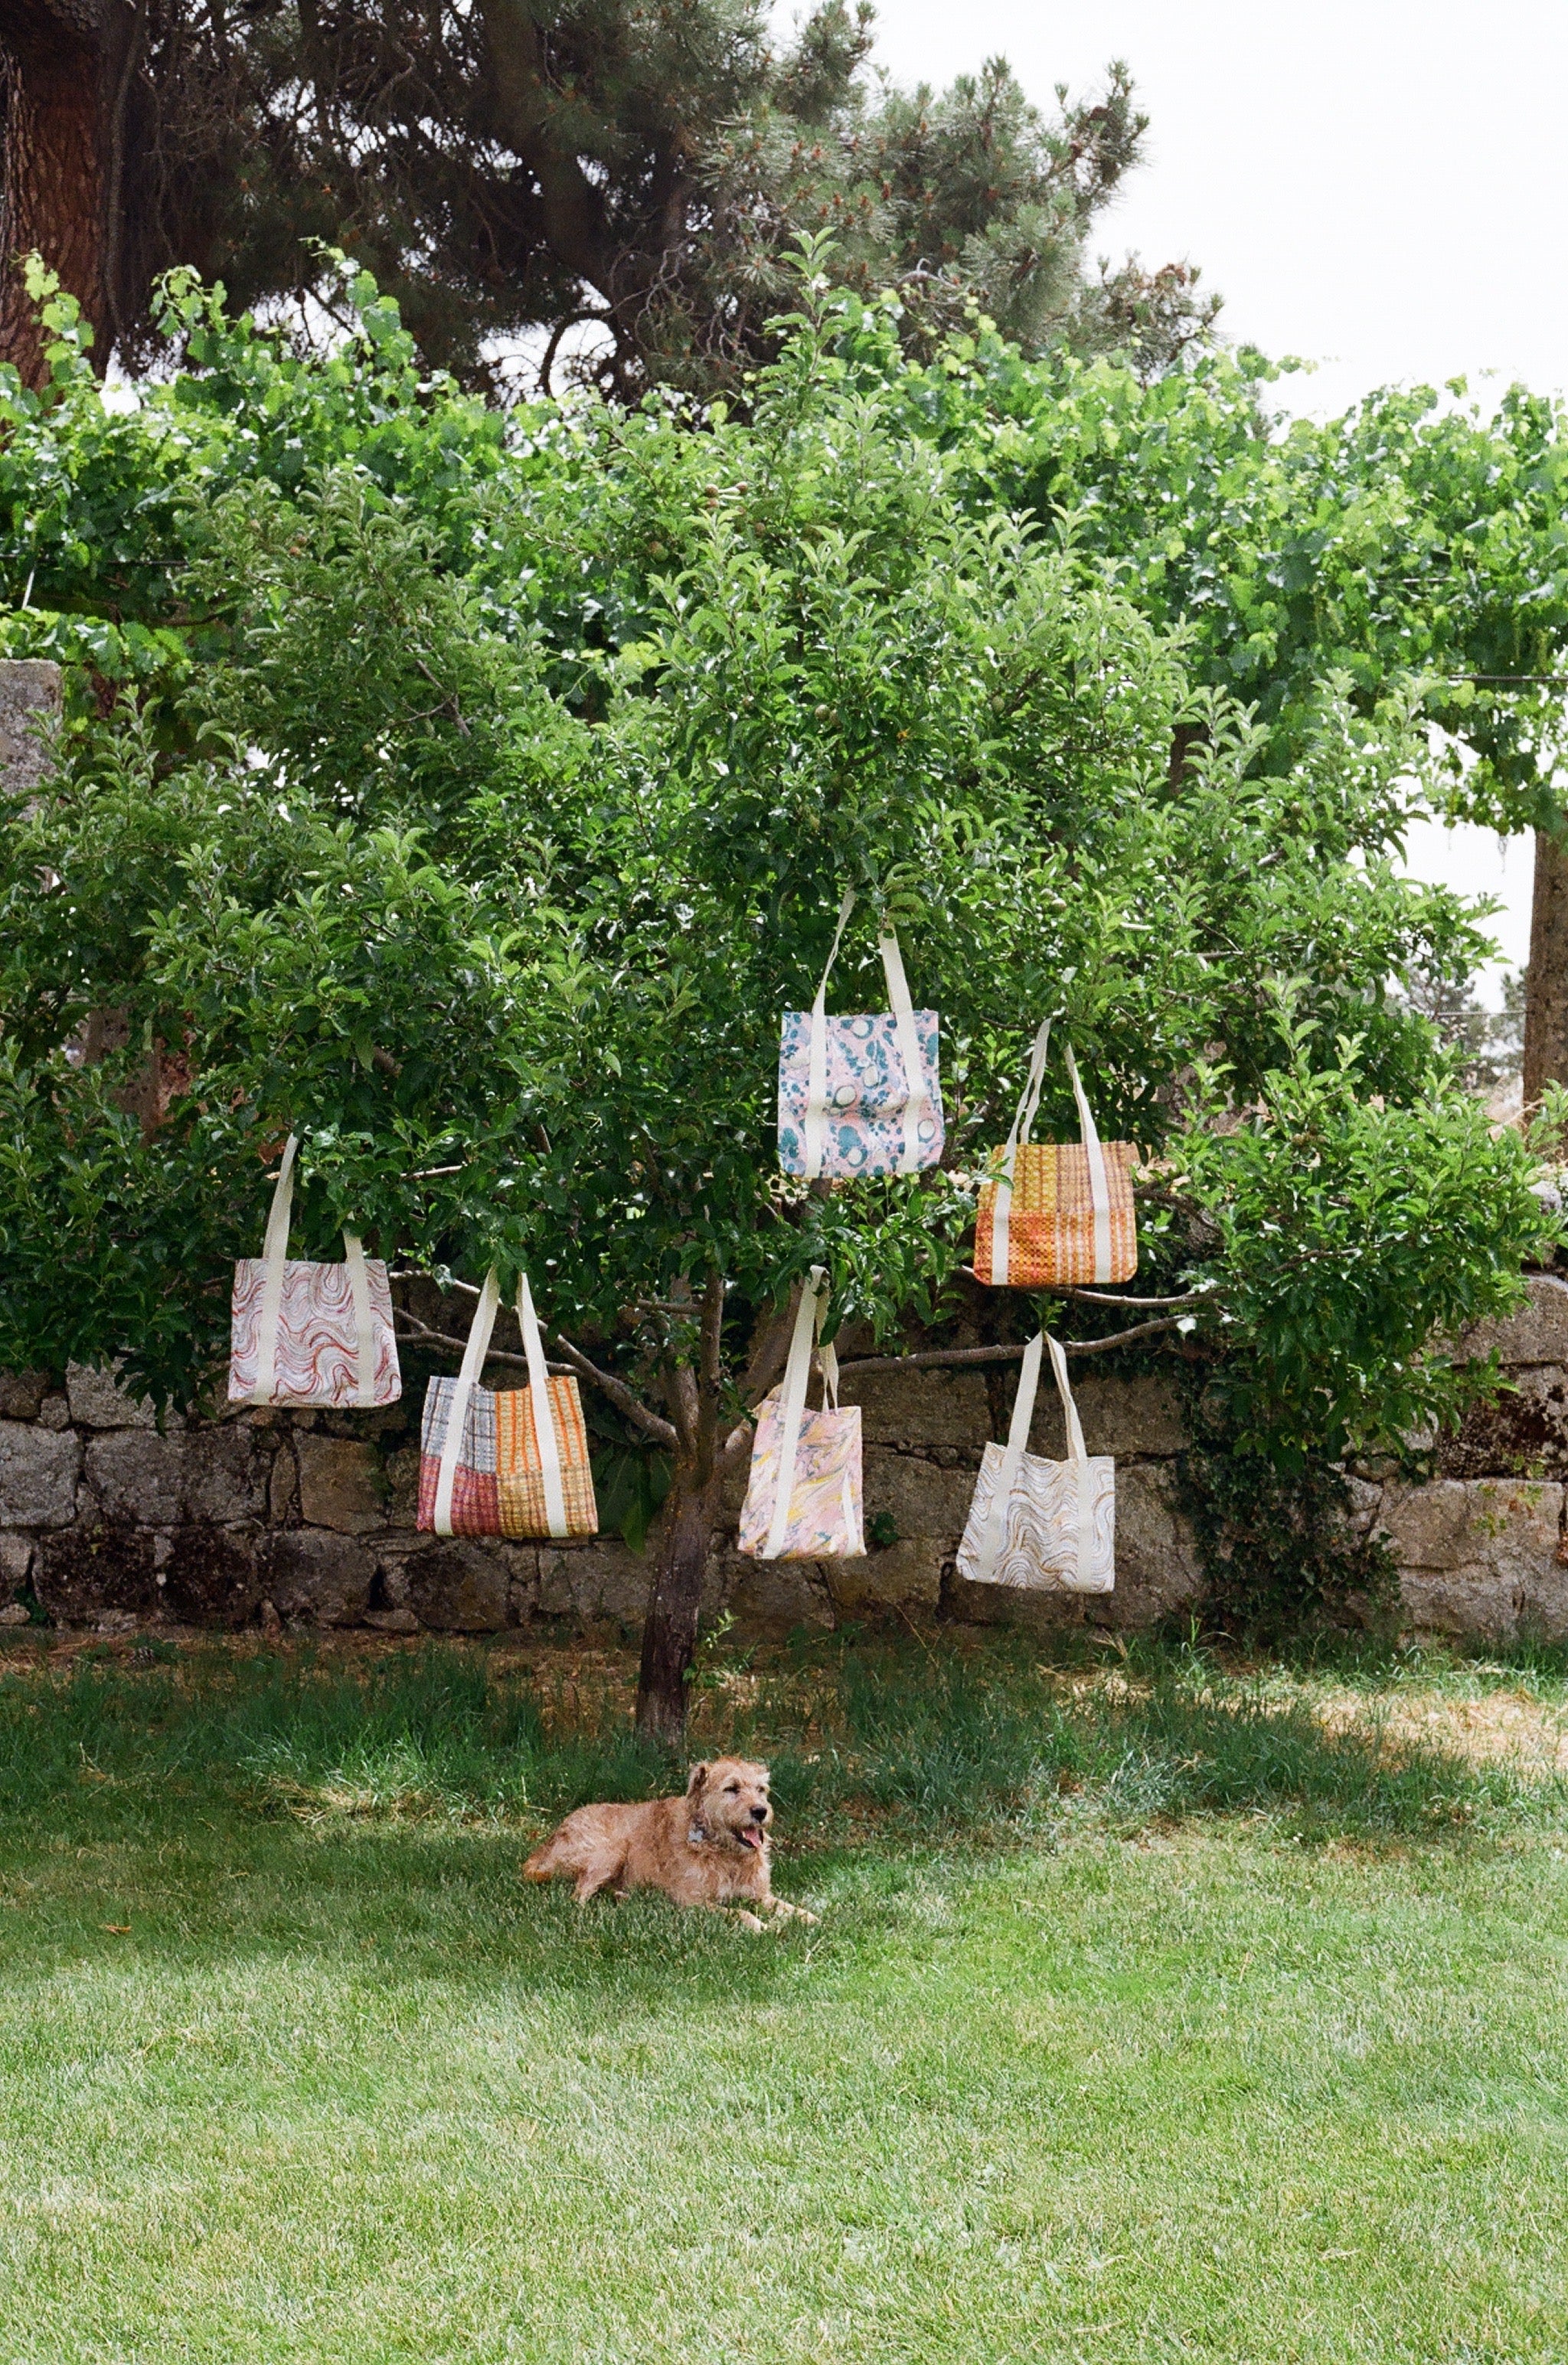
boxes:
[685,1761,710,1797]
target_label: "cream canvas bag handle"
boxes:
[802,891,855,1179]
[972,1331,1092,1586]
[763,1265,828,1560]
[987,1018,1053,1285]
[433,1268,500,1536]
[802,892,929,1177]
[253,1133,375,1408]
[878,925,931,1176]
[518,1270,569,1539]
[1063,1044,1115,1284]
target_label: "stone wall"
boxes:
[0,1351,1202,1637]
[7,1277,1568,1641]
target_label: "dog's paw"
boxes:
[733,1909,767,1932]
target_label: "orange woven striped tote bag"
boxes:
[975,1021,1138,1288]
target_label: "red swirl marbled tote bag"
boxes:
[227,1134,401,1409]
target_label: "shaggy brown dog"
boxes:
[523,1757,817,1932]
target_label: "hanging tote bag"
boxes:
[778,890,944,1179]
[974,1020,1138,1288]
[738,1266,865,1561]
[228,1133,400,1408]
[417,1269,598,1540]
[956,1332,1114,1593]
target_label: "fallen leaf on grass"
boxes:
[101,1924,131,1936]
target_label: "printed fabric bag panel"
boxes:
[416,1270,599,1542]
[737,1267,866,1561]
[975,1021,1138,1287]
[956,1333,1115,1594]
[496,1377,597,1539]
[777,890,944,1178]
[228,1133,400,1408]
[418,1375,500,1536]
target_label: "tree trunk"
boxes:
[635,1464,720,1745]
[1523,827,1568,1109]
[0,0,109,386]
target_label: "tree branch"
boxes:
[391,1291,678,1450]
[478,0,614,294]
[550,1332,679,1450]
[835,1317,1189,1375]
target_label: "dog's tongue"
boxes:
[739,1827,760,1849]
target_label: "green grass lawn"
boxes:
[3,1627,1568,2363]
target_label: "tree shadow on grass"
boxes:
[0,1633,1550,2005]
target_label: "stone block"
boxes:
[0,1371,48,1420]
[861,1449,976,1540]
[1439,1366,1568,1480]
[537,1540,655,1625]
[723,1551,836,1636]
[36,1395,70,1431]
[67,1360,163,1431]
[162,1526,261,1628]
[1099,1461,1207,1629]
[0,1420,81,1527]
[268,1441,299,1522]
[400,1539,510,1631]
[258,1532,375,1626]
[824,1536,943,1614]
[295,1435,387,1534]
[1031,1372,1187,1461]
[0,1532,33,1597]
[384,1444,422,1529]
[183,1428,267,1523]
[85,1430,185,1527]
[1456,1275,1568,1368]
[838,1365,993,1452]
[0,658,61,798]
[1378,1477,1567,1641]
[34,1526,160,1625]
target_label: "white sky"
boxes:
[837,0,1568,1002]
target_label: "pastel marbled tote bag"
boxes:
[738,1266,865,1562]
[956,1332,1114,1594]
[228,1133,400,1408]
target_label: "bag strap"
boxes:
[1045,1331,1094,1586]
[343,1232,376,1408]
[972,1330,1044,1583]
[802,890,855,1179]
[1063,1042,1114,1284]
[763,1266,827,1559]
[253,1134,298,1406]
[987,1019,1053,1285]
[433,1268,499,1536]
[518,1270,568,1539]
[879,927,930,1176]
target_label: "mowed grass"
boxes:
[3,1629,1568,2362]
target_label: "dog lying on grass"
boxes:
[523,1756,818,1932]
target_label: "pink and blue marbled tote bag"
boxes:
[777,892,944,1178]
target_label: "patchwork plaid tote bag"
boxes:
[777,890,944,1179]
[228,1133,401,1408]
[418,1269,598,1540]
[974,1020,1138,1288]
[956,1332,1115,1595]
[738,1267,865,1562]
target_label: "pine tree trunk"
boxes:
[0,1,109,387]
[1523,827,1568,1109]
[635,1464,720,1744]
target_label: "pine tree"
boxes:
[0,0,1217,391]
